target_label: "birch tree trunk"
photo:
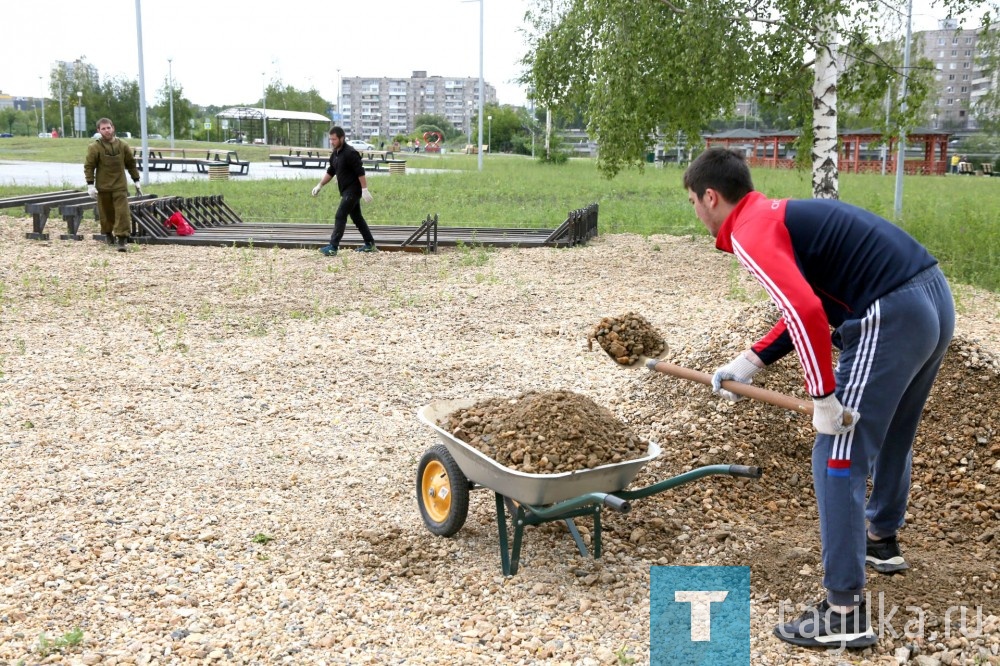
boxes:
[812,16,840,199]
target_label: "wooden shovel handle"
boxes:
[647,360,813,416]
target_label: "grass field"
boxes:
[2,137,998,291]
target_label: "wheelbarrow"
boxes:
[416,399,762,575]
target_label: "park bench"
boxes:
[24,192,157,240]
[278,155,329,168]
[270,147,329,169]
[981,163,994,176]
[205,149,250,175]
[0,190,84,211]
[57,194,159,239]
[358,149,395,161]
[135,148,250,175]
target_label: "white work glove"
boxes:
[134,183,143,197]
[88,184,98,199]
[812,394,860,435]
[711,354,762,402]
[361,187,374,203]
[311,182,323,197]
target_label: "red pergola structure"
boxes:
[704,127,953,175]
[838,127,951,175]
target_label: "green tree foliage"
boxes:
[263,82,329,115]
[839,34,935,134]
[1,107,18,134]
[471,104,530,153]
[523,0,991,191]
[152,78,196,140]
[93,77,141,136]
[414,114,459,140]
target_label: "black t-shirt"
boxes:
[325,143,366,194]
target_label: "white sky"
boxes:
[2,0,537,108]
[0,0,985,111]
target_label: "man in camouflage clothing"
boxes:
[84,118,141,252]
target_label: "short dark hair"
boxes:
[683,147,754,204]
[329,126,345,139]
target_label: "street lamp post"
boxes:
[57,78,64,138]
[461,0,484,170]
[487,115,492,154]
[261,71,268,145]
[466,100,473,148]
[39,76,46,135]
[168,57,175,148]
[76,91,82,138]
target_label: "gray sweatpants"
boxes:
[813,266,954,606]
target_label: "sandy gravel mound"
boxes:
[441,390,647,473]
[0,215,996,665]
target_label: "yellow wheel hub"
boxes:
[421,460,452,524]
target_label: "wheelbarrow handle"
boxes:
[646,359,813,416]
[603,494,631,513]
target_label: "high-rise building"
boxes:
[919,18,989,130]
[55,59,100,89]
[339,70,497,139]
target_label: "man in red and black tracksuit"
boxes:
[311,125,378,256]
[683,147,954,649]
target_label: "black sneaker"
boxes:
[354,243,378,253]
[866,534,909,573]
[319,245,338,256]
[774,600,877,649]
[103,234,115,246]
[116,236,128,253]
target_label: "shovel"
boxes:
[642,357,813,416]
[590,328,816,418]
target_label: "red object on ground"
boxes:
[165,211,195,236]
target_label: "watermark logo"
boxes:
[650,566,750,665]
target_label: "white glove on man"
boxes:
[311,183,323,197]
[361,187,374,203]
[88,184,98,200]
[711,354,762,402]
[812,394,860,435]
[134,183,143,197]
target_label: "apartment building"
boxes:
[920,18,986,130]
[338,70,497,140]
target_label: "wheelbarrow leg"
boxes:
[564,518,589,558]
[593,508,603,559]
[495,493,520,576]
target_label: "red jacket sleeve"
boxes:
[725,196,836,397]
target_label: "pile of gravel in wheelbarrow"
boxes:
[440,389,648,474]
[590,312,666,365]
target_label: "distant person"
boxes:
[84,117,141,252]
[951,153,960,174]
[684,147,954,649]
[311,125,377,256]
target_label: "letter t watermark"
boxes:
[675,591,729,641]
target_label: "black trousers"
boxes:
[329,191,375,248]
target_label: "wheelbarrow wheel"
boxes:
[417,444,470,537]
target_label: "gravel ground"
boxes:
[1,215,997,665]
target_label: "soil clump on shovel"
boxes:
[439,390,648,474]
[590,312,666,366]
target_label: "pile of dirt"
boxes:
[612,301,999,641]
[440,390,648,474]
[589,312,666,366]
